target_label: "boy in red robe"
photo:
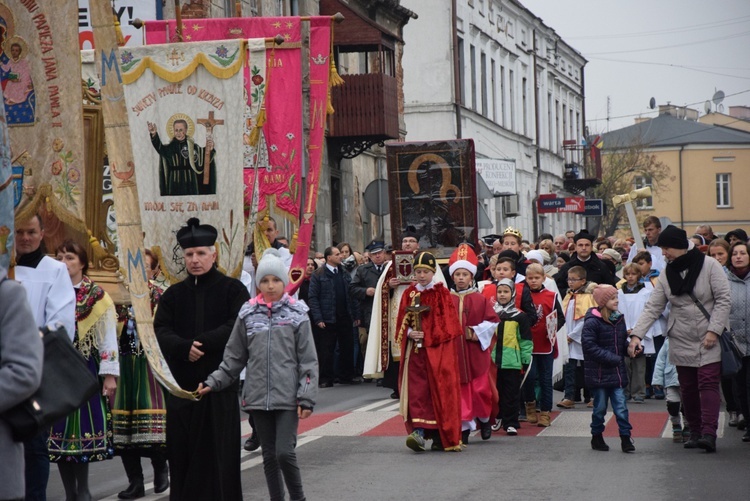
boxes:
[449,244,500,443]
[396,251,463,452]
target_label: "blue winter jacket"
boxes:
[307,265,360,325]
[581,307,629,389]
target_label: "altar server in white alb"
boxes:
[14,213,76,501]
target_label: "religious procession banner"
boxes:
[1,0,87,229]
[286,16,332,291]
[0,86,12,271]
[143,17,303,219]
[143,17,304,250]
[119,39,246,282]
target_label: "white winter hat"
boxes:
[255,248,289,288]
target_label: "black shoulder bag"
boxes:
[1,277,100,441]
[688,291,743,379]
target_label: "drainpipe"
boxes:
[532,29,541,240]
[452,0,462,139]
[679,145,685,227]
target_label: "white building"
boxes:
[401,0,590,240]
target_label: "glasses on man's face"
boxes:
[567,277,583,283]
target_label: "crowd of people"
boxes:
[1,213,749,500]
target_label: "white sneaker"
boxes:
[506,426,518,436]
[491,419,503,432]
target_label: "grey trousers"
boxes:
[253,409,305,501]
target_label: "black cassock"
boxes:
[155,267,250,501]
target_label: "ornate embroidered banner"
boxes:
[120,39,246,282]
[286,17,331,292]
[0,86,12,270]
[144,18,304,228]
[1,0,86,226]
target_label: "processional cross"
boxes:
[406,293,430,351]
[197,111,224,185]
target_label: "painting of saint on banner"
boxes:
[147,113,217,196]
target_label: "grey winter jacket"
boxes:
[727,269,750,358]
[206,294,318,411]
[631,256,730,367]
[0,271,44,500]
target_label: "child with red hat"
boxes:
[448,244,500,443]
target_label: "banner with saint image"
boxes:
[1,0,86,229]
[0,86,12,270]
[120,39,246,282]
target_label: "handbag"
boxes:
[1,324,100,441]
[688,292,743,379]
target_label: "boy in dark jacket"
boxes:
[582,284,635,453]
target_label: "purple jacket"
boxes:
[581,307,629,389]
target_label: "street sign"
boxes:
[582,199,604,217]
[537,196,585,214]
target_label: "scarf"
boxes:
[731,266,749,280]
[665,247,705,296]
[493,278,519,317]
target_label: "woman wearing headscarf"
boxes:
[629,226,730,453]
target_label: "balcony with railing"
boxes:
[562,139,602,194]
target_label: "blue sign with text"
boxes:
[583,199,604,217]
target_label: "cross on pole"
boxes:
[406,293,430,351]
[197,111,224,185]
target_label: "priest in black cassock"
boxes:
[154,218,250,500]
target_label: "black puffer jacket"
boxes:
[308,265,360,324]
[581,307,629,389]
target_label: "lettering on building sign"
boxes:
[143,200,220,212]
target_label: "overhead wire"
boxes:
[585,30,750,56]
[586,89,750,123]
[565,15,750,40]
[586,57,750,80]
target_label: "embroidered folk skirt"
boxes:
[48,357,114,463]
[112,352,167,450]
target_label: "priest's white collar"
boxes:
[415,281,436,292]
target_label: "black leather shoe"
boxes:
[461,429,470,445]
[319,381,333,388]
[697,435,716,452]
[153,463,170,494]
[480,421,492,441]
[244,433,260,452]
[118,480,145,500]
[742,430,750,442]
[390,391,399,399]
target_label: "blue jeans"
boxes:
[590,387,632,437]
[522,353,554,411]
[563,359,578,400]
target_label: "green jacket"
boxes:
[493,310,533,370]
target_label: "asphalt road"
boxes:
[46,384,750,501]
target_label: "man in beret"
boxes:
[554,229,618,294]
[154,218,250,500]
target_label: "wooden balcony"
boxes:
[328,73,400,158]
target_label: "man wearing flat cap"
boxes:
[554,229,617,294]
[154,218,250,500]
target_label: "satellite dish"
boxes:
[704,101,712,114]
[648,97,656,110]
[712,90,725,105]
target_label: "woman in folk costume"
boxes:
[396,252,463,452]
[112,248,170,499]
[448,244,500,443]
[49,240,119,501]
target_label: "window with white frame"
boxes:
[634,176,653,209]
[470,45,477,111]
[716,173,731,207]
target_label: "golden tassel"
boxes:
[328,19,344,87]
[247,107,266,147]
[289,230,299,254]
[113,14,125,47]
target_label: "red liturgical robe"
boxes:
[396,282,462,450]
